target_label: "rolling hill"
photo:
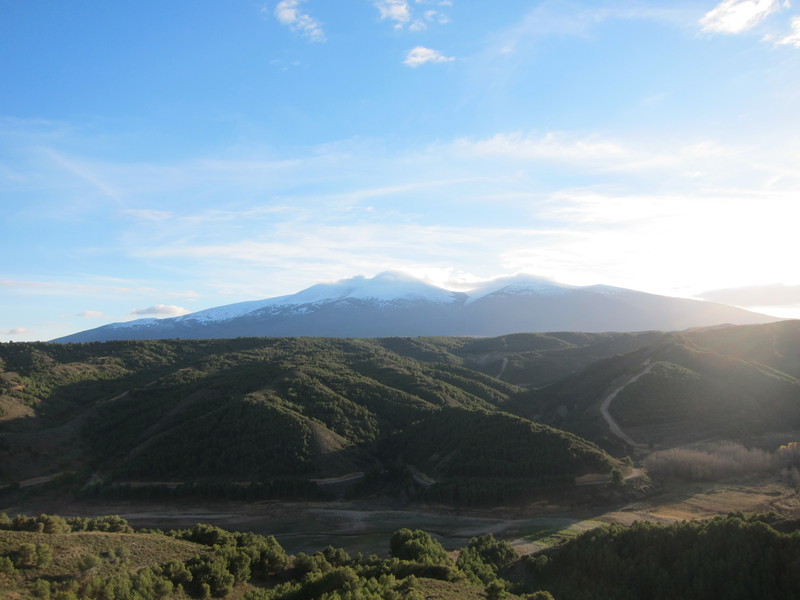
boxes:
[516,320,800,450]
[0,336,615,504]
[4,321,800,505]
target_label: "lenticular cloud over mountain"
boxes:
[53,272,781,343]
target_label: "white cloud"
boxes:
[78,310,105,318]
[0,328,30,335]
[273,0,325,42]
[374,0,451,31]
[776,14,800,45]
[700,0,781,34]
[167,290,201,301]
[455,132,631,162]
[128,182,800,307]
[374,0,411,26]
[130,304,191,317]
[8,118,800,332]
[0,278,157,297]
[403,46,454,67]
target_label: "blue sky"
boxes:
[2,0,800,341]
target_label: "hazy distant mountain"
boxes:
[53,271,781,342]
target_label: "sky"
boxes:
[2,0,800,342]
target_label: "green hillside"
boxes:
[516,320,800,449]
[0,337,618,503]
[452,331,663,386]
[388,408,613,505]
[526,514,800,600]
[5,322,796,502]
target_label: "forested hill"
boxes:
[516,320,800,450]
[4,322,800,503]
[0,336,617,505]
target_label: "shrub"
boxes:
[389,529,449,564]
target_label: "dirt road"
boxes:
[599,360,654,448]
[496,357,509,380]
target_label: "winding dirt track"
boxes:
[310,472,364,485]
[599,359,654,448]
[496,357,509,380]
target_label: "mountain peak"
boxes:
[465,273,572,304]
[319,271,458,304]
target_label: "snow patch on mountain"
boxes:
[465,274,573,305]
[257,271,461,309]
[174,298,288,324]
[163,272,461,326]
[107,318,160,329]
[112,272,577,330]
[584,284,635,296]
[334,271,461,304]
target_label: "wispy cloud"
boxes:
[1,278,156,297]
[78,310,106,318]
[700,0,781,34]
[167,290,201,301]
[482,3,693,59]
[44,148,122,201]
[450,132,756,179]
[774,14,800,46]
[1,279,61,292]
[6,118,800,323]
[127,182,800,298]
[374,0,411,27]
[130,304,190,317]
[374,0,452,31]
[455,132,631,162]
[273,0,325,42]
[0,328,31,335]
[122,209,174,222]
[403,46,454,67]
[698,283,800,306]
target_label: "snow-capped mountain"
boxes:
[53,271,781,342]
[167,272,460,325]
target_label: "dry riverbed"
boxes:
[7,473,800,556]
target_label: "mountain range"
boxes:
[53,272,780,342]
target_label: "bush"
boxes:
[389,529,449,564]
[77,554,102,574]
[457,534,517,584]
[0,555,16,575]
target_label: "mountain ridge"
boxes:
[53,271,781,342]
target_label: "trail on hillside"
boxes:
[496,357,509,380]
[310,472,365,485]
[599,360,654,448]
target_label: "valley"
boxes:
[11,469,800,556]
